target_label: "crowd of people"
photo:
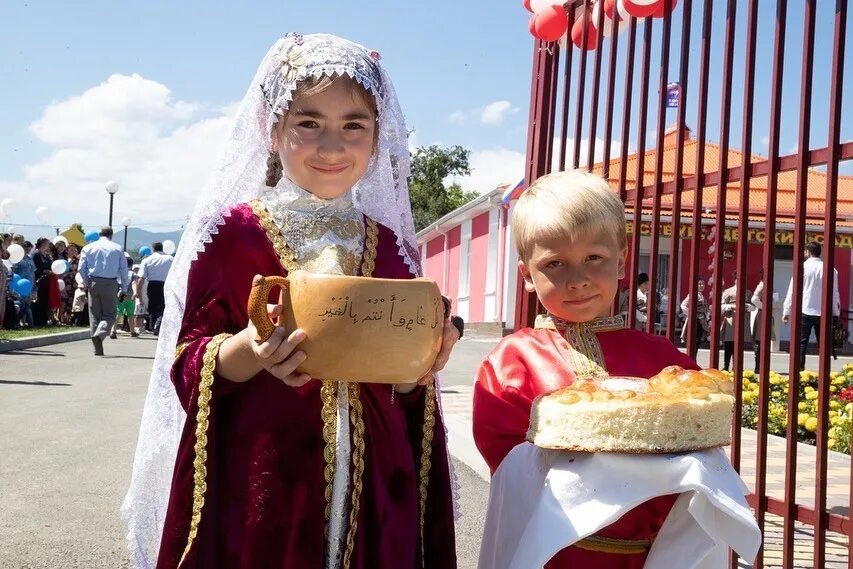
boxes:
[0,230,173,354]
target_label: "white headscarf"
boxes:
[120,33,435,567]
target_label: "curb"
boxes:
[0,329,91,353]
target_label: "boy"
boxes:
[473,170,698,568]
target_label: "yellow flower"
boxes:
[829,427,837,438]
[798,414,809,427]
[831,386,838,393]
[829,438,837,449]
[805,386,815,393]
[831,400,841,410]
[847,402,853,413]
[805,417,818,432]
[798,402,807,411]
[771,390,781,398]
[806,391,819,401]
[744,370,755,379]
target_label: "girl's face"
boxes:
[273,78,376,200]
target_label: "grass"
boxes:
[0,326,86,341]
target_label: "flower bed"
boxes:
[739,363,853,454]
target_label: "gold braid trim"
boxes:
[250,200,298,272]
[320,380,338,531]
[361,218,378,276]
[177,332,231,568]
[418,379,437,566]
[342,382,366,569]
[174,341,190,361]
[574,534,653,555]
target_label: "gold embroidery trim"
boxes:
[177,332,231,568]
[250,199,298,272]
[174,341,190,361]
[574,534,653,555]
[564,322,609,380]
[320,380,338,531]
[361,218,378,277]
[418,379,437,567]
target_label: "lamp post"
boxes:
[105,181,119,227]
[122,216,132,252]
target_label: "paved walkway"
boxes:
[441,336,852,569]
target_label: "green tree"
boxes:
[408,145,480,231]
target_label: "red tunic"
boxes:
[157,203,456,569]
[473,321,699,568]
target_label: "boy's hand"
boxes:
[246,304,311,387]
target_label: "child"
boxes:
[473,170,699,568]
[122,34,459,569]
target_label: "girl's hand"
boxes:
[395,318,462,394]
[247,304,312,387]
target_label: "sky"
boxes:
[0,0,850,237]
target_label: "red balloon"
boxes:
[571,11,599,50]
[530,5,568,42]
[604,0,619,19]
[652,0,678,17]
[622,0,659,18]
[523,0,533,12]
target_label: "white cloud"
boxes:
[448,110,466,125]
[760,135,770,147]
[1,74,234,230]
[451,148,526,195]
[480,100,518,125]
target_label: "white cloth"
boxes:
[138,251,173,283]
[783,256,841,317]
[479,442,761,569]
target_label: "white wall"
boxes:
[457,219,472,321]
[484,208,501,322]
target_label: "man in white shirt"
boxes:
[782,241,841,370]
[135,241,173,336]
[78,227,130,355]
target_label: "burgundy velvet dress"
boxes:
[157,203,457,569]
[473,318,700,568]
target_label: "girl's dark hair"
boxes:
[265,152,283,187]
[35,237,50,249]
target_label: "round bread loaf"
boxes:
[527,366,734,453]
[248,271,444,383]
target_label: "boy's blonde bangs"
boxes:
[512,170,627,261]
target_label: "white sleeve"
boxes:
[834,269,841,317]
[783,278,793,317]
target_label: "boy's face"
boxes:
[518,228,626,324]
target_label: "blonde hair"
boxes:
[265,75,378,187]
[512,170,627,261]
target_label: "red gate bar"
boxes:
[584,0,606,170]
[755,1,788,566]
[684,0,714,362]
[783,2,817,565]
[628,20,654,334]
[645,0,674,347]
[600,2,621,182]
[558,4,576,171]
[816,3,847,567]
[572,6,590,169]
[664,0,693,342]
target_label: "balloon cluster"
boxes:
[525,0,678,50]
[9,273,32,297]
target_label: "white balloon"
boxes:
[51,259,68,274]
[52,236,68,246]
[530,0,563,13]
[35,205,49,223]
[593,0,629,37]
[162,240,176,255]
[7,243,24,264]
[0,198,15,214]
[1,259,11,270]
[57,279,66,292]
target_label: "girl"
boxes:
[122,34,460,569]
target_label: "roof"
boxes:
[589,131,853,227]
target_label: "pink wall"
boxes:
[468,212,490,322]
[424,237,445,289]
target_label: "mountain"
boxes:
[114,227,184,253]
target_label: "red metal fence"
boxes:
[516,1,850,567]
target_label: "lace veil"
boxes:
[120,33,441,567]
